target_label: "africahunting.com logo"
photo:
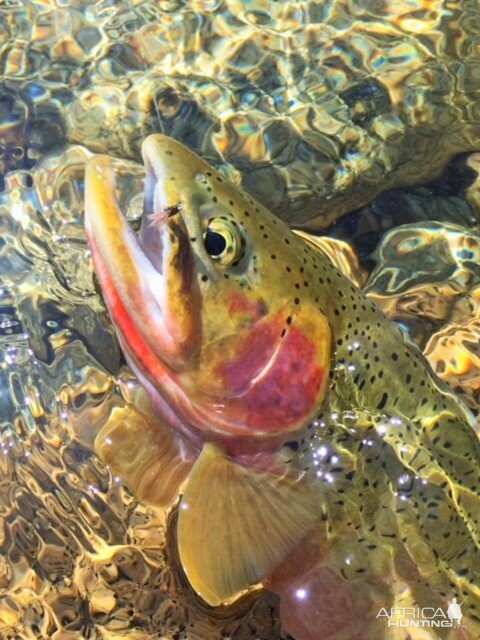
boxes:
[377,599,464,629]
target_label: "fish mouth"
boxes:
[84,152,199,374]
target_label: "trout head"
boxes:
[85,135,332,453]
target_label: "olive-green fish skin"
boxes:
[277,242,480,625]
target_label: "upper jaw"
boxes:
[141,135,191,218]
[84,152,198,373]
[141,135,172,224]
[140,134,220,280]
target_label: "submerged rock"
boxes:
[366,222,480,412]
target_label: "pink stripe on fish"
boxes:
[219,321,325,433]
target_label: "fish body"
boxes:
[85,135,480,639]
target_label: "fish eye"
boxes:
[203,218,243,266]
[204,229,226,256]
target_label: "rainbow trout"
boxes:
[85,136,480,640]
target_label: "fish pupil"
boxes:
[205,229,227,256]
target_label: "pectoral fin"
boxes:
[177,444,321,606]
[95,403,194,508]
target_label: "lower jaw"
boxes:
[131,365,205,452]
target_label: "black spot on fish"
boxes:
[377,393,388,409]
[285,441,299,451]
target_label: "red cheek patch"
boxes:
[219,318,328,433]
[244,327,325,431]
[220,314,284,394]
[241,326,325,432]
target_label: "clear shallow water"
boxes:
[0,1,480,638]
